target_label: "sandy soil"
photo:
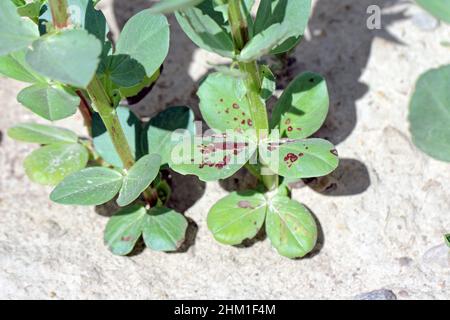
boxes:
[0,0,449,299]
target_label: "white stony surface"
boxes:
[0,0,449,299]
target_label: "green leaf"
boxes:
[8,123,78,145]
[104,204,147,256]
[416,0,450,24]
[259,138,339,178]
[84,0,108,41]
[271,72,329,139]
[198,72,253,131]
[120,68,160,99]
[50,167,123,205]
[207,191,267,245]
[116,154,162,207]
[116,10,169,78]
[142,207,188,252]
[445,234,450,248]
[239,0,311,61]
[266,194,317,258]
[0,1,39,56]
[24,143,89,186]
[169,131,258,182]
[149,0,206,14]
[26,29,102,88]
[260,65,276,100]
[98,54,146,88]
[0,50,44,83]
[17,0,43,21]
[409,65,450,162]
[143,106,195,165]
[175,2,234,58]
[17,83,80,121]
[92,106,142,168]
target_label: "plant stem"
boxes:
[48,0,69,29]
[228,0,278,191]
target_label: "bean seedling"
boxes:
[1,0,195,255]
[409,0,450,246]
[155,0,340,258]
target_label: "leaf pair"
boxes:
[50,154,161,207]
[104,204,188,255]
[93,106,196,168]
[175,0,311,60]
[8,123,89,185]
[208,191,317,258]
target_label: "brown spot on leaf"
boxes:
[247,119,253,126]
[238,201,254,209]
[232,103,240,109]
[287,126,293,132]
[121,236,133,242]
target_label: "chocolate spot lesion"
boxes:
[238,201,254,209]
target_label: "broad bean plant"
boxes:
[1,0,195,255]
[409,0,450,247]
[156,0,339,258]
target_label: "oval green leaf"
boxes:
[271,72,329,139]
[17,83,80,121]
[50,167,123,205]
[143,106,195,165]
[26,29,102,88]
[266,195,317,258]
[198,72,253,131]
[104,204,147,256]
[259,138,339,178]
[409,65,450,162]
[142,207,188,252]
[116,154,162,207]
[116,10,169,78]
[0,1,39,56]
[207,191,267,245]
[24,143,89,186]
[8,123,78,145]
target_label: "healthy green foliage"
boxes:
[17,83,80,121]
[104,205,188,255]
[116,154,162,207]
[8,123,79,145]
[24,143,89,186]
[0,51,44,83]
[409,65,450,162]
[26,29,102,88]
[50,167,123,205]
[416,0,450,24]
[0,1,40,56]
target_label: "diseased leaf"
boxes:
[8,123,78,145]
[271,72,329,139]
[409,65,450,162]
[104,205,147,256]
[198,72,253,131]
[0,50,44,83]
[169,131,258,182]
[175,1,234,58]
[0,1,39,56]
[116,154,162,207]
[17,83,80,121]
[239,0,311,61]
[26,29,102,88]
[92,106,142,168]
[266,195,317,258]
[24,143,89,186]
[416,0,450,24]
[116,10,169,78]
[50,167,123,205]
[207,191,267,245]
[149,0,206,14]
[259,138,339,178]
[143,106,195,165]
[142,207,188,252]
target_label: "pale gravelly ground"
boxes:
[0,0,449,299]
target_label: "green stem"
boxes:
[228,0,278,191]
[48,0,69,29]
[86,76,135,169]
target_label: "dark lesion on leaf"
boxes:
[238,200,254,209]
